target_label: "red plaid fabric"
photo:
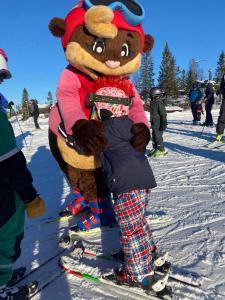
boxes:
[114,189,156,280]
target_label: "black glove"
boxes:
[160,120,167,131]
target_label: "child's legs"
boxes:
[0,192,25,286]
[114,189,156,281]
[153,129,164,151]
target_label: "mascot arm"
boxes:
[56,68,87,135]
[129,87,151,153]
[128,87,150,128]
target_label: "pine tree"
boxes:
[178,69,187,90]
[158,43,179,100]
[137,52,154,100]
[21,88,30,120]
[215,51,225,83]
[47,91,54,105]
[186,59,202,92]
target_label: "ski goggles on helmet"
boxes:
[83,0,145,26]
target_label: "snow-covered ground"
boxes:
[11,109,225,299]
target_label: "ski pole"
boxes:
[12,109,29,150]
[199,124,205,139]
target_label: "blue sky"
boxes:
[1,0,225,104]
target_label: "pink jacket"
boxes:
[49,66,149,137]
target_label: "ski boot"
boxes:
[104,266,171,298]
[111,249,171,273]
[59,189,87,217]
[216,133,223,142]
[151,149,168,157]
[70,195,116,232]
[0,282,38,300]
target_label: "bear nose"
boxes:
[105,60,121,69]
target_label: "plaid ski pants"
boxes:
[114,189,156,280]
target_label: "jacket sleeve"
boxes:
[0,151,37,203]
[0,93,9,109]
[216,98,225,134]
[158,101,167,123]
[56,67,88,134]
[128,86,150,128]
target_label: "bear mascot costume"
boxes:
[48,0,154,231]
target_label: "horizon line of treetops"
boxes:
[135,42,225,100]
[15,42,225,119]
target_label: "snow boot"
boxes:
[151,149,168,157]
[60,189,87,217]
[0,282,38,300]
[70,195,116,231]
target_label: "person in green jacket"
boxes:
[148,87,168,157]
[0,48,45,300]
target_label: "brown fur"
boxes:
[72,119,107,156]
[49,18,66,37]
[49,129,108,200]
[48,7,154,204]
[57,137,101,170]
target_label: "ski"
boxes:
[63,239,202,289]
[25,210,173,232]
[204,140,225,149]
[25,215,73,231]
[28,270,65,299]
[59,255,173,299]
[14,248,67,286]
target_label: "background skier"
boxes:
[148,87,168,157]
[188,83,203,125]
[30,99,40,129]
[202,81,215,127]
[215,73,225,141]
[0,48,45,300]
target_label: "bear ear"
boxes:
[49,18,66,37]
[143,35,154,53]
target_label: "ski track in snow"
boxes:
[11,109,225,299]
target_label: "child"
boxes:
[86,77,170,297]
[188,83,203,125]
[148,87,168,157]
[0,48,45,300]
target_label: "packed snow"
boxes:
[11,108,225,299]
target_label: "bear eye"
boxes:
[92,39,105,54]
[121,43,129,57]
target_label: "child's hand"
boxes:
[25,196,46,219]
